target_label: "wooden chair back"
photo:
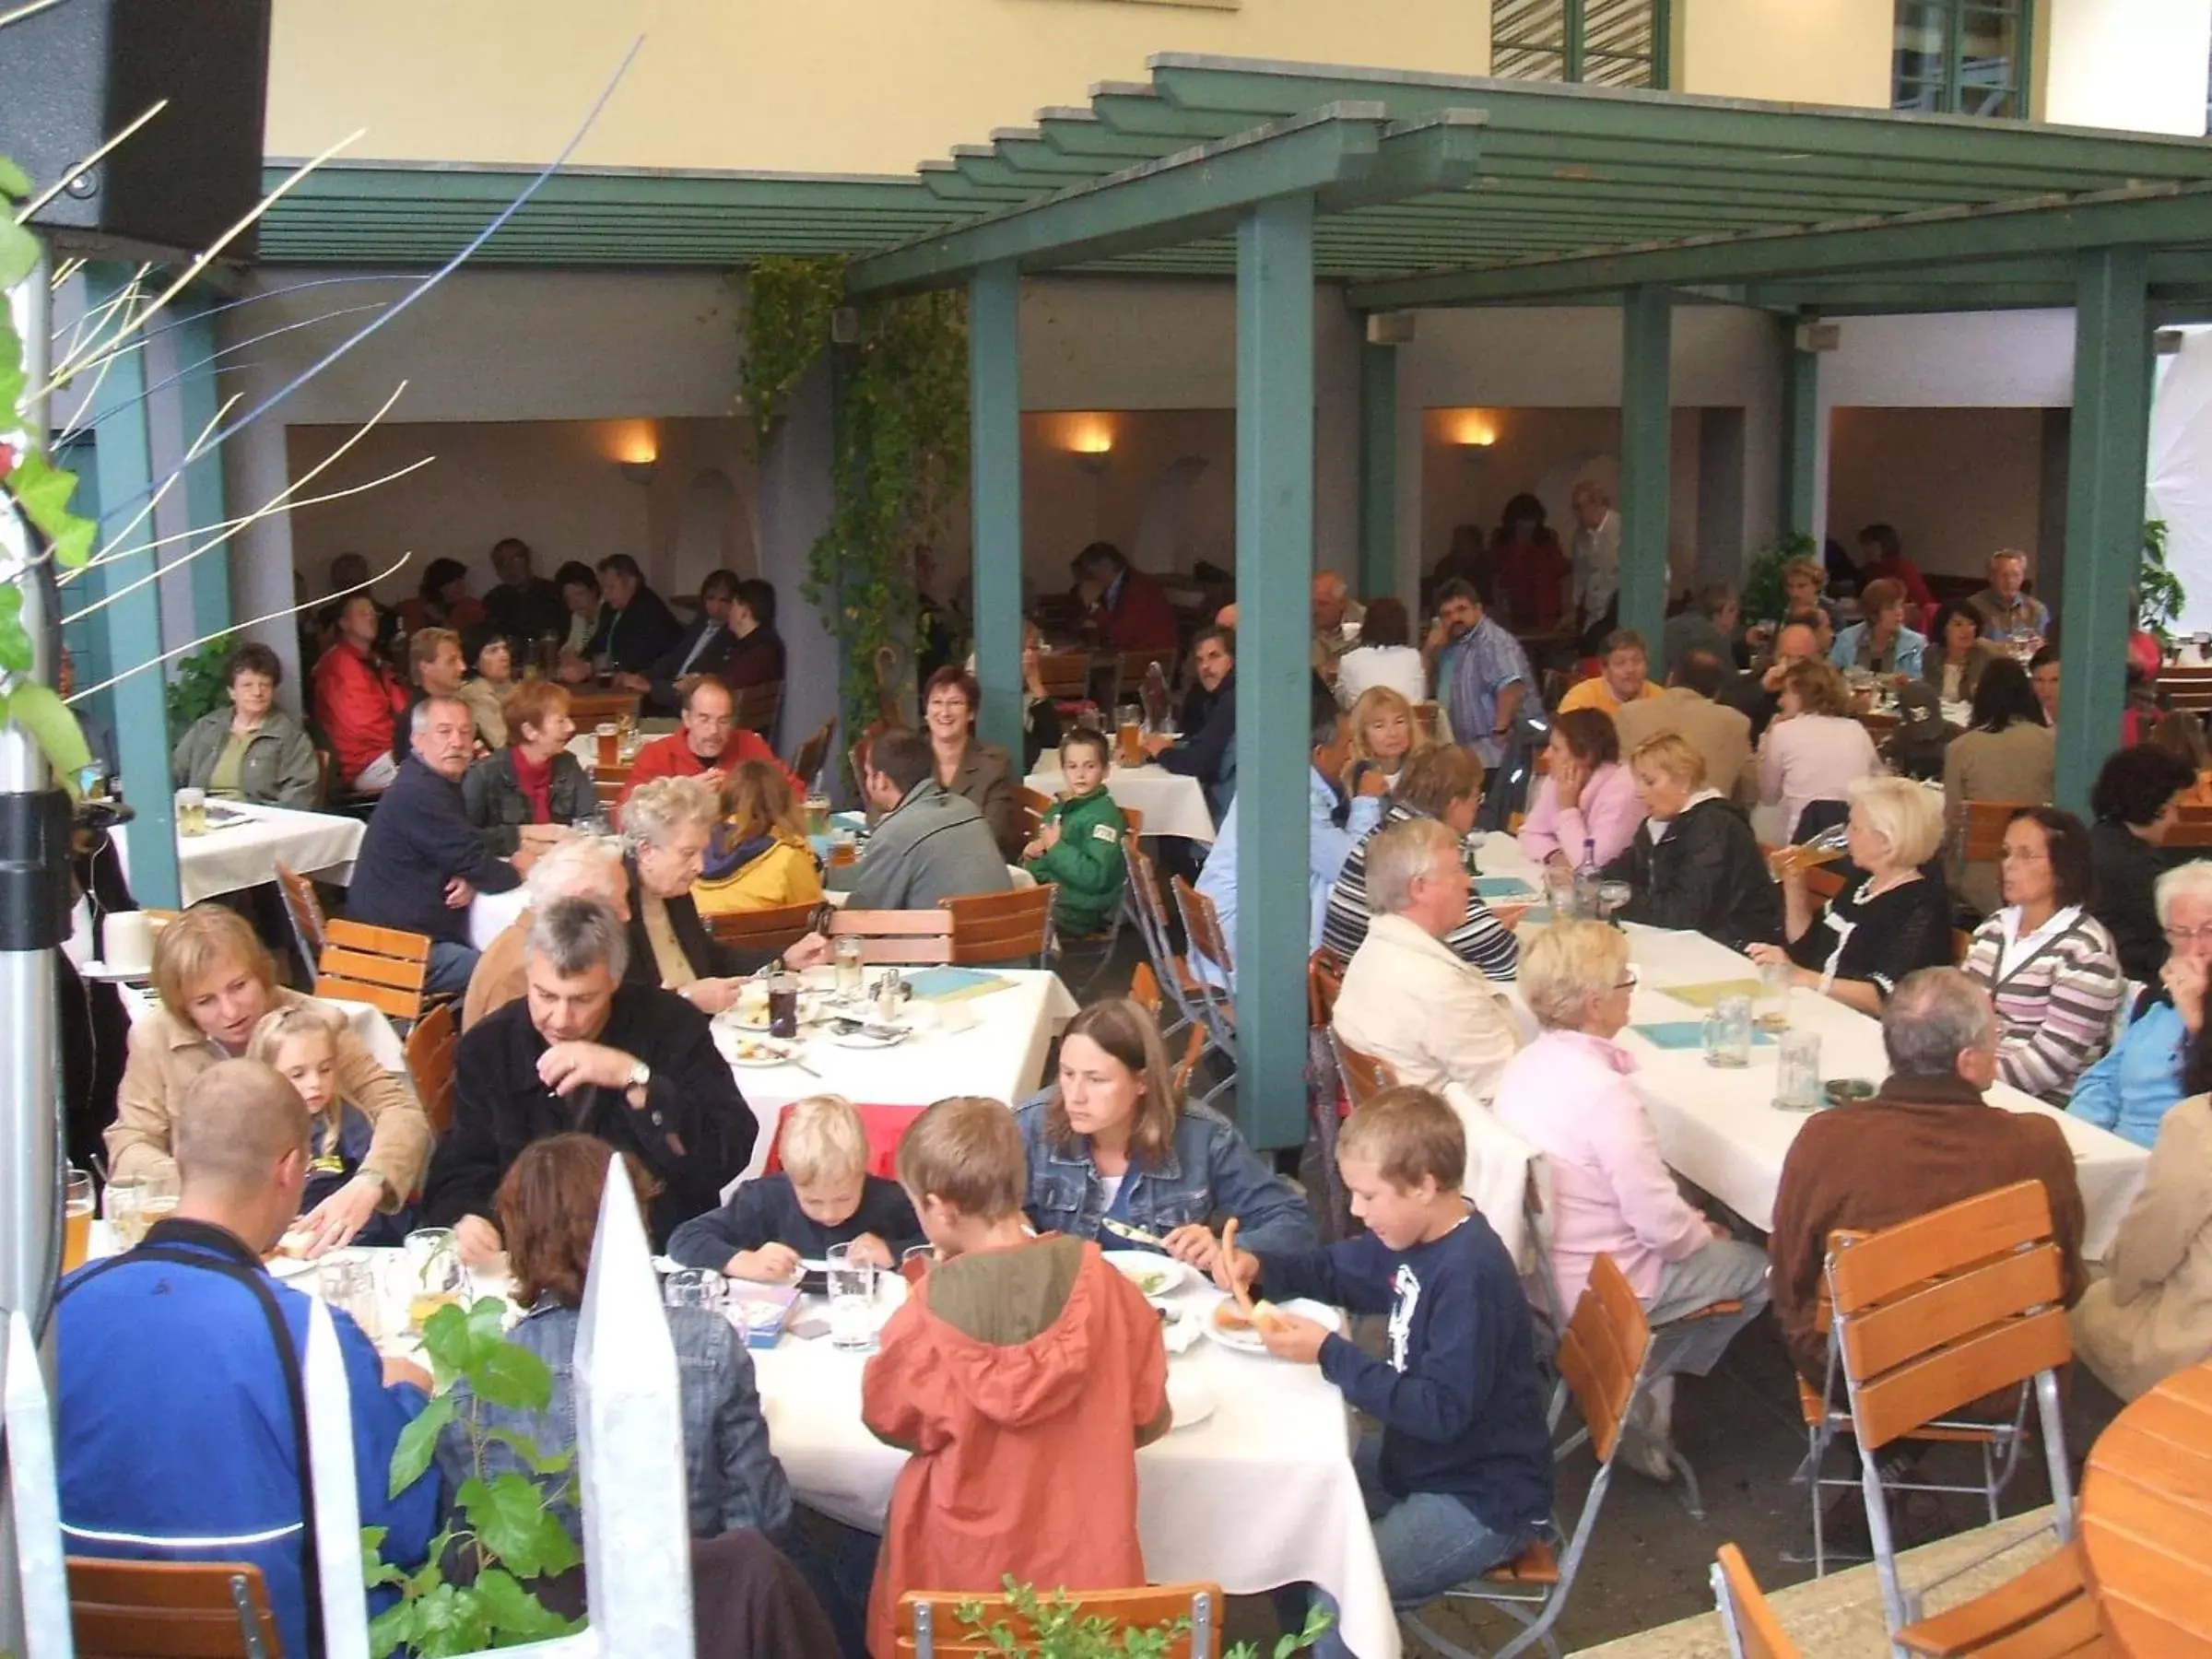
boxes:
[1712,1544,1800,1659]
[789,714,836,793]
[1553,1253,1653,1466]
[1173,875,1233,981]
[1951,927,1973,966]
[1129,962,1206,1099]
[68,1557,283,1658]
[592,762,629,806]
[1112,649,1179,705]
[1017,785,1053,843]
[1307,947,1345,1029]
[404,999,458,1138]
[1119,804,1144,838]
[565,688,641,724]
[1034,651,1094,701]
[1414,700,1442,742]
[1125,837,1174,945]
[898,1582,1223,1657]
[941,884,1055,966]
[705,900,820,957]
[1331,1030,1397,1111]
[2157,665,2212,712]
[733,678,782,736]
[826,908,955,964]
[313,747,333,808]
[1964,798,2034,864]
[2170,804,2212,848]
[1887,1539,2103,1659]
[1827,1181,2070,1454]
[315,918,435,1025]
[272,860,327,965]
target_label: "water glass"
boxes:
[319,1250,385,1343]
[404,1227,467,1331]
[827,1242,883,1352]
[104,1176,147,1248]
[833,935,866,1001]
[663,1267,727,1313]
[1596,880,1633,925]
[1701,994,1753,1068]
[1756,959,1792,1033]
[1774,1030,1823,1112]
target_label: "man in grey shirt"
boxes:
[830,727,1013,911]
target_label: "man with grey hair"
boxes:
[1770,966,2086,1387]
[1330,815,1521,1103]
[347,693,522,994]
[461,835,631,1030]
[425,895,749,1261]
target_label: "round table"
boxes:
[2080,1359,2212,1653]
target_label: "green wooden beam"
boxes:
[1359,337,1398,601]
[970,262,1024,762]
[174,302,232,640]
[1233,193,1317,1152]
[985,131,1117,178]
[1779,320,1819,540]
[1619,284,1672,669]
[2054,247,2152,817]
[1347,183,2212,310]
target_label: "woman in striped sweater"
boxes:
[1962,806,2126,1104]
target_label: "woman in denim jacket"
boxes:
[1016,998,1314,1273]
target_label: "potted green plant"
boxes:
[2137,518,2187,654]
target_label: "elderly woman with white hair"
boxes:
[1494,918,1771,1477]
[1749,774,1953,1015]
[2070,859,2212,1148]
[461,834,630,1030]
[620,776,828,1015]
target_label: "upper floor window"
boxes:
[1894,0,2034,118]
[1491,0,1671,90]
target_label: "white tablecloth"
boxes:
[717,969,1078,1182]
[113,804,365,907]
[114,982,408,1076]
[1026,756,1216,844]
[470,885,531,951]
[1470,833,2149,1260]
[755,1277,1399,1659]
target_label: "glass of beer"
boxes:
[805,794,831,839]
[104,1176,147,1248]
[63,1168,95,1272]
[404,1227,467,1332]
[829,828,859,868]
[594,723,619,766]
[1115,702,1144,768]
[174,788,208,838]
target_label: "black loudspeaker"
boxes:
[0,0,272,260]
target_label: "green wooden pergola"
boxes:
[261,55,2212,1151]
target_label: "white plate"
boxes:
[1165,1371,1215,1430]
[76,959,151,983]
[727,1038,799,1068]
[829,1027,909,1051]
[1198,1297,1341,1356]
[1102,1250,1197,1300]
[266,1253,321,1281]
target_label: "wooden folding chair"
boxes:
[1886,1539,2106,1659]
[1016,785,1053,844]
[1824,1181,2077,1653]
[941,884,1056,967]
[404,1000,458,1138]
[271,861,327,971]
[1130,961,1206,1100]
[68,1557,284,1657]
[899,1581,1224,1657]
[1712,1544,1802,1659]
[788,713,837,794]
[592,762,629,807]
[315,917,438,1028]
[1307,947,1345,1029]
[2170,804,2212,849]
[705,900,820,958]
[1405,1253,1655,1659]
[2156,665,2212,713]
[733,678,782,738]
[1123,839,1209,1048]
[1119,804,1144,838]
[1111,649,1179,708]
[1963,800,2034,865]
[565,688,641,724]
[1330,1030,1396,1111]
[1170,876,1241,1101]
[826,908,955,965]
[1033,650,1096,716]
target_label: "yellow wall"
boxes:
[1675,0,1894,109]
[265,0,1491,173]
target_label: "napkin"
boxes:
[902,967,1014,1003]
[1473,877,1539,901]
[1631,1021,1778,1051]
[1653,978,1766,1009]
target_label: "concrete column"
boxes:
[969,262,1024,759]
[175,302,233,638]
[1780,322,1821,540]
[1359,339,1398,601]
[1619,285,1674,668]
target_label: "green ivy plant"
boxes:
[362,1299,582,1658]
[2138,517,2186,650]
[1740,531,1818,627]
[0,152,96,793]
[953,1578,1331,1658]
[165,631,236,738]
[741,257,970,745]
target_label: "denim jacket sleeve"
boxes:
[696,1317,793,1538]
[1188,1106,1316,1255]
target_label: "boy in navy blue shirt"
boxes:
[667,1093,922,1278]
[1217,1086,1552,1654]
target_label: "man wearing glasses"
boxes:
[2069,861,2212,1149]
[615,676,799,817]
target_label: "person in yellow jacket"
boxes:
[694,758,827,915]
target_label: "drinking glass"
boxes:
[137,1171,180,1237]
[768,971,801,1040]
[805,794,832,839]
[663,1268,727,1312]
[829,828,859,868]
[827,1242,882,1352]
[318,1250,385,1343]
[1543,863,1577,921]
[1115,703,1144,767]
[1701,995,1753,1068]
[174,787,207,838]
[404,1227,467,1332]
[1596,880,1633,925]
[63,1168,95,1272]
[594,723,619,766]
[833,935,865,1001]
[104,1176,147,1248]
[900,1243,936,1284]
[1756,959,1792,1034]
[1774,1030,1823,1112]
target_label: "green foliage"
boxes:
[2139,518,2186,648]
[1741,532,1818,626]
[952,1579,1330,1659]
[365,1299,583,1657]
[165,631,236,738]
[741,256,970,746]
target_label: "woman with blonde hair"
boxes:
[249,1003,419,1247]
[1759,658,1880,843]
[1014,996,1312,1271]
[1347,685,1427,789]
[1599,734,1782,951]
[1751,774,1953,1013]
[694,758,825,916]
[109,903,427,1253]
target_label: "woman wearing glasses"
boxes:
[2070,861,2212,1149]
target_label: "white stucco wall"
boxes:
[2043,0,2211,135]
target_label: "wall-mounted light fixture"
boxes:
[1062,413,1115,476]
[1444,408,1499,452]
[611,420,659,485]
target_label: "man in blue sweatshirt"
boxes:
[1217,1086,1552,1655]
[57,1061,441,1659]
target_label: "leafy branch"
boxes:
[2139,517,2186,649]
[953,1577,1330,1658]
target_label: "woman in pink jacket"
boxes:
[1516,708,1641,872]
[1493,919,1770,1478]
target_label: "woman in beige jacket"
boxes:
[2072,1092,2212,1400]
[108,904,429,1253]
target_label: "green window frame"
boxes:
[1490,0,1672,91]
[1893,0,2036,119]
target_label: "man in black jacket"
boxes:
[618,569,742,714]
[423,896,752,1261]
[482,537,569,648]
[1145,624,1238,820]
[346,697,523,994]
[583,553,683,676]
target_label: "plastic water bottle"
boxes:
[1571,837,1599,920]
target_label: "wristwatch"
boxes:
[627,1059,653,1091]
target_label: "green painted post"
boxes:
[1358,339,1398,600]
[968,262,1023,759]
[1234,193,1316,1152]
[1618,284,1673,667]
[175,302,232,638]
[2055,246,2152,817]
[1780,321,1820,539]
[86,265,180,909]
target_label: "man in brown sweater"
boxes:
[1770,966,2088,1388]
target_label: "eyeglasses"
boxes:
[2166,924,2212,946]
[1615,965,1641,991]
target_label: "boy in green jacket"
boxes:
[1022,728,1129,936]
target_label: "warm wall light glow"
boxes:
[1443,407,1500,448]
[1063,413,1115,455]
[607,420,659,465]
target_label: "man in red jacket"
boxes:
[1071,542,1177,652]
[615,677,798,818]
[312,593,409,793]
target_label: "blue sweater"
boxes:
[346,754,521,945]
[2068,995,2191,1149]
[1256,1211,1553,1535]
[56,1220,441,1659]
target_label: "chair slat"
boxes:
[405,1001,458,1141]
[1963,799,2037,865]
[1555,1256,1650,1465]
[314,948,429,994]
[705,900,819,953]
[1713,1544,1800,1659]
[1896,1537,2092,1657]
[315,975,424,1023]
[1829,1182,2053,1313]
[323,917,432,962]
[68,1558,281,1658]
[855,938,957,965]
[830,911,958,937]
[1840,1243,2065,1382]
[899,1580,1223,1657]
[1851,1308,2071,1452]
